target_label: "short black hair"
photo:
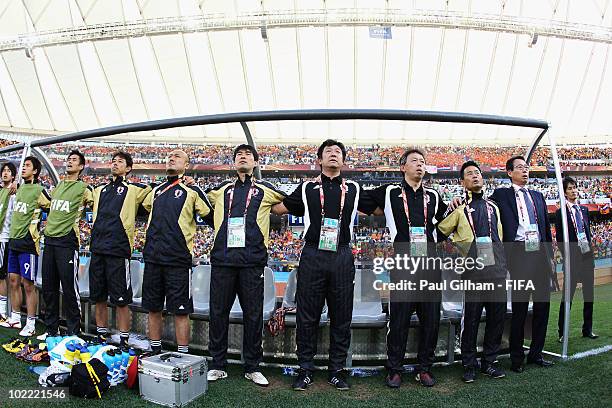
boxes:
[0,161,17,179]
[506,155,526,172]
[563,176,577,192]
[460,160,481,179]
[23,156,42,180]
[317,139,346,161]
[399,147,426,166]
[67,150,86,175]
[112,151,133,172]
[233,144,259,162]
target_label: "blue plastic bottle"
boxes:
[102,350,115,371]
[120,351,130,382]
[112,351,123,385]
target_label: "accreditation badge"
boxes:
[577,232,590,254]
[318,217,340,252]
[227,217,246,248]
[409,226,427,257]
[525,223,540,252]
[476,236,495,266]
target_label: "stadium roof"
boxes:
[0,0,611,146]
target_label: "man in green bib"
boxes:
[0,161,17,323]
[1,157,50,337]
[39,150,93,339]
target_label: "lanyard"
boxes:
[516,188,539,226]
[227,178,257,219]
[566,202,584,235]
[401,186,428,229]
[466,199,493,238]
[317,175,347,222]
[154,178,181,201]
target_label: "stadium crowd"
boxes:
[30,142,612,167]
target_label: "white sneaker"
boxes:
[0,319,21,329]
[245,372,269,387]
[19,325,36,337]
[207,369,228,382]
[36,332,53,341]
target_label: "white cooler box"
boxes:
[139,352,207,407]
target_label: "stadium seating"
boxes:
[191,264,211,319]
[350,266,386,328]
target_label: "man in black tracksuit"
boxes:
[206,145,285,387]
[273,139,373,391]
[141,150,211,354]
[438,161,507,383]
[90,151,151,348]
[366,148,453,388]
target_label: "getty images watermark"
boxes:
[371,254,535,292]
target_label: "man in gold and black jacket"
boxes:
[141,149,212,355]
[206,144,286,387]
[438,160,507,384]
[90,151,151,348]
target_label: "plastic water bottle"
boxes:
[72,342,81,363]
[127,348,137,368]
[64,343,76,364]
[281,367,299,376]
[103,350,115,382]
[350,368,379,377]
[79,344,91,363]
[402,364,416,373]
[111,351,123,385]
[120,350,130,382]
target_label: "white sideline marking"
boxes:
[568,345,612,360]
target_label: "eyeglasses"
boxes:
[514,165,530,171]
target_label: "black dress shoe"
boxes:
[510,364,524,373]
[385,371,402,388]
[583,332,599,339]
[527,358,554,367]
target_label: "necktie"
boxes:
[573,205,585,234]
[520,188,537,225]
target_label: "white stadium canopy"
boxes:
[0,0,611,146]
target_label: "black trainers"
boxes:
[292,369,313,391]
[481,363,506,378]
[328,370,350,391]
[462,366,476,383]
[415,370,436,387]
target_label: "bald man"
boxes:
[141,150,212,354]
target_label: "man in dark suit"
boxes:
[489,155,555,372]
[556,176,598,342]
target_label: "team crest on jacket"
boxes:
[174,189,183,198]
[117,186,125,195]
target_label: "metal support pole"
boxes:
[16,142,32,185]
[31,147,60,185]
[526,127,571,360]
[240,121,262,180]
[547,132,572,360]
